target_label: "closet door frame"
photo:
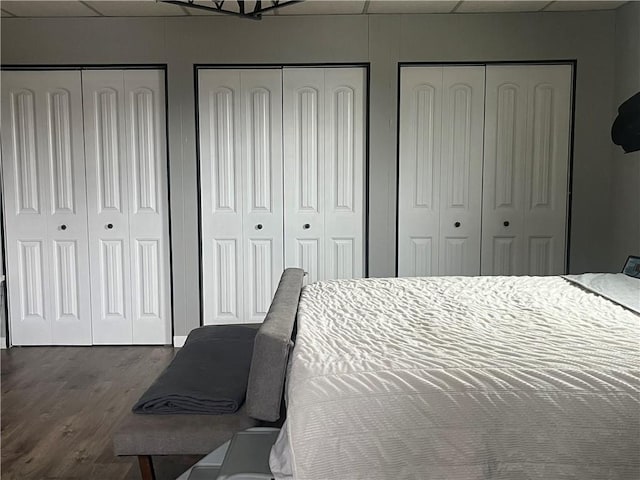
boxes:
[395,60,576,277]
[195,63,370,327]
[0,64,174,347]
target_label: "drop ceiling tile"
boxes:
[88,1,188,16]
[456,1,549,13]
[0,0,627,18]
[367,1,458,14]
[544,1,626,11]
[1,1,98,17]
[275,1,366,15]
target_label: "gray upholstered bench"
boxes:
[113,268,304,480]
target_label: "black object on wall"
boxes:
[612,91,640,153]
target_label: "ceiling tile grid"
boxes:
[0,0,629,18]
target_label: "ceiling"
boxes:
[0,0,629,18]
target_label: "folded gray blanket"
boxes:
[132,325,259,415]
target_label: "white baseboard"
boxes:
[0,337,6,349]
[173,335,187,348]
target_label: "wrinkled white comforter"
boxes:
[270,275,640,480]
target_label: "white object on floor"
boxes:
[177,428,279,480]
[175,441,229,480]
[215,428,279,480]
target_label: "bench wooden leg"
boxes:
[137,455,156,480]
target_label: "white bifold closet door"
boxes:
[83,70,171,344]
[199,67,365,324]
[283,68,365,284]
[481,65,571,275]
[199,69,284,325]
[398,64,571,278]
[397,66,485,276]
[1,71,92,345]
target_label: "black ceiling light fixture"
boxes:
[612,91,640,154]
[160,0,303,20]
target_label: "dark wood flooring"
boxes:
[1,346,203,480]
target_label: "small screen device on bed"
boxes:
[622,255,640,278]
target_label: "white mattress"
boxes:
[270,275,640,480]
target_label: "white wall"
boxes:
[1,11,620,335]
[611,2,640,269]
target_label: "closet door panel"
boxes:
[324,68,365,279]
[2,75,52,344]
[397,67,443,277]
[483,65,571,276]
[8,89,41,220]
[481,68,528,275]
[124,70,171,343]
[283,68,325,284]
[83,70,133,344]
[200,69,286,323]
[439,67,485,276]
[49,231,90,345]
[45,78,92,344]
[199,70,244,324]
[523,65,571,275]
[2,71,91,345]
[241,70,284,322]
[11,239,50,344]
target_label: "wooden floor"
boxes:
[1,346,202,480]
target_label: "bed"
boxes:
[269,273,640,480]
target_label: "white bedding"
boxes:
[563,273,640,313]
[270,275,640,480]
